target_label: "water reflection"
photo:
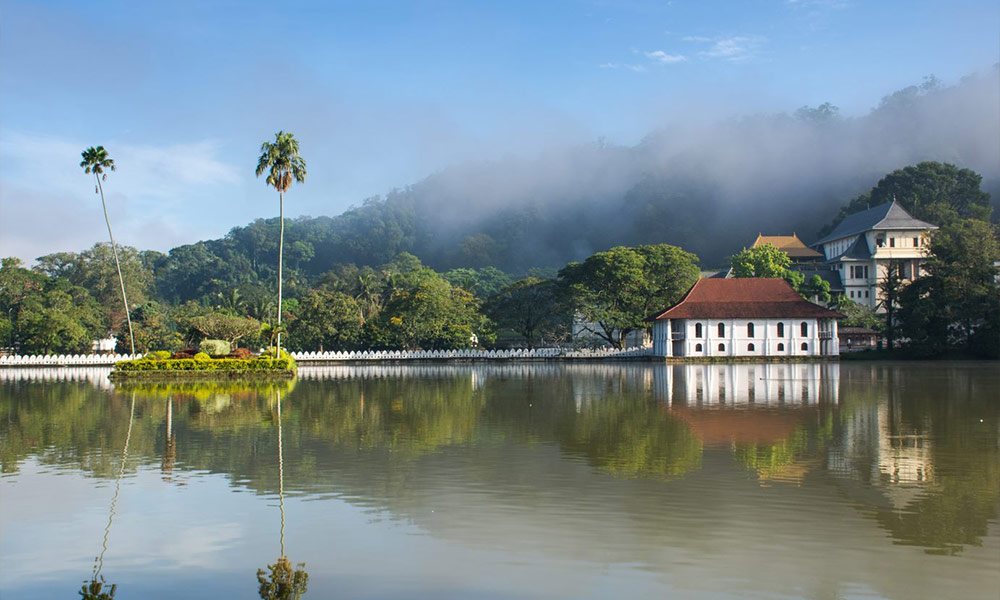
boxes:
[256,389,309,599]
[0,366,113,388]
[1,362,997,598]
[161,395,175,481]
[79,392,135,600]
[828,364,1000,555]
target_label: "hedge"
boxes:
[114,356,296,372]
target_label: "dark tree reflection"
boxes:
[257,557,309,600]
[79,576,117,599]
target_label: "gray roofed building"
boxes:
[814,200,938,247]
[813,200,937,312]
[827,236,873,263]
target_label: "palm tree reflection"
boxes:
[161,395,176,481]
[80,392,135,599]
[256,389,309,599]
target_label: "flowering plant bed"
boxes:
[109,354,296,380]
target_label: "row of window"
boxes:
[694,342,809,352]
[849,289,870,299]
[693,322,809,338]
[875,236,921,248]
[848,265,870,280]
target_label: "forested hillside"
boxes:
[141,70,997,294]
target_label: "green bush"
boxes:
[200,339,231,356]
[147,350,172,361]
[193,352,211,361]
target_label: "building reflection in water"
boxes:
[653,363,840,408]
[827,377,937,511]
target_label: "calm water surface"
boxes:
[1,362,997,599]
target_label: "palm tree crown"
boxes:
[256,131,306,192]
[81,146,116,180]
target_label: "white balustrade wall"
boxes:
[0,353,140,367]
[0,347,652,368]
[287,347,652,362]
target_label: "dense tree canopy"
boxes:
[560,244,700,348]
[899,218,1000,358]
[729,244,830,303]
[730,244,792,278]
[287,290,363,351]
[36,244,154,330]
[484,277,569,348]
[820,161,993,236]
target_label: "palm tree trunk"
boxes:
[276,190,284,357]
[96,174,135,355]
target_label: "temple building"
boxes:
[735,233,843,298]
[812,200,937,310]
[650,278,842,358]
[752,233,824,263]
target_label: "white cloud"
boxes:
[681,35,712,43]
[645,50,687,64]
[599,62,647,72]
[787,0,850,7]
[699,36,766,61]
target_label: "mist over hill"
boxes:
[158,68,998,296]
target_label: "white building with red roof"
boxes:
[650,278,842,358]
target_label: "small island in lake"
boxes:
[109,343,296,380]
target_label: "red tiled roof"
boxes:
[651,278,843,320]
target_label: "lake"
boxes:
[1,361,997,599]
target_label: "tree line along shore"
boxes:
[2,153,997,361]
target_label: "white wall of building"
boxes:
[653,317,838,358]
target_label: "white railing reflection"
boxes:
[0,366,114,388]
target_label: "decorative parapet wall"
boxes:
[0,353,140,367]
[286,347,652,362]
[0,347,653,368]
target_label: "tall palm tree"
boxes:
[80,146,135,355]
[255,132,306,357]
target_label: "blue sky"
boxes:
[1,0,998,262]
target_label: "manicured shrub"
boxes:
[227,347,254,359]
[193,352,211,361]
[172,348,197,359]
[147,350,172,361]
[200,339,231,356]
